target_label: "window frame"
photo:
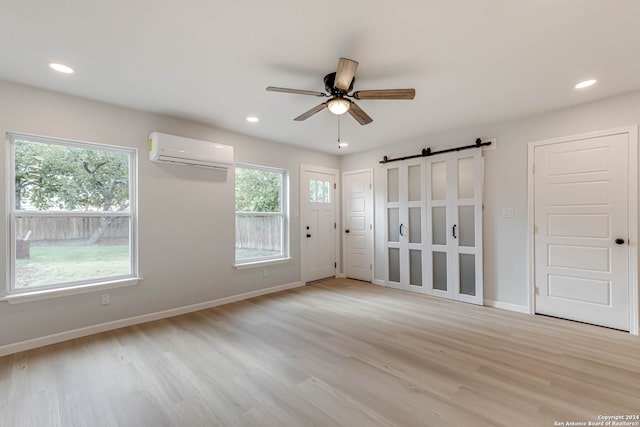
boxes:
[234,163,289,266]
[5,132,139,298]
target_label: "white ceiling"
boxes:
[1,0,640,154]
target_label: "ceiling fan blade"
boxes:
[347,102,373,125]
[334,58,359,91]
[294,103,328,121]
[267,86,327,97]
[353,89,416,100]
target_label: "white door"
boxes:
[343,170,373,281]
[385,160,427,292]
[301,167,337,282]
[426,149,484,304]
[534,132,632,330]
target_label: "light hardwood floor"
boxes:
[1,278,639,426]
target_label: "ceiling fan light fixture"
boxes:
[327,97,351,115]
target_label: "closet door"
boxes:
[427,158,451,299]
[385,161,426,292]
[427,149,483,304]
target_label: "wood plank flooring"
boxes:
[1,278,639,426]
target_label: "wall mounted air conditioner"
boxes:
[148,132,234,169]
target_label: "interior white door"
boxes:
[426,149,483,304]
[343,170,373,281]
[385,160,426,292]
[534,133,630,330]
[302,169,336,282]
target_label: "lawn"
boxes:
[15,245,130,289]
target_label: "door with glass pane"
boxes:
[427,149,483,304]
[385,160,426,293]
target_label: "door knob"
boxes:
[615,238,625,245]
[345,229,350,233]
[307,234,311,238]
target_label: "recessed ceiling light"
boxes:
[338,142,348,148]
[575,79,597,89]
[48,62,74,74]
[246,116,259,123]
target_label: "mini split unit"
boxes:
[148,131,234,170]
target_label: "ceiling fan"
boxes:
[266,58,415,125]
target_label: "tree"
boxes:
[14,139,129,243]
[235,167,281,212]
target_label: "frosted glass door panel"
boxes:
[433,252,447,291]
[458,157,475,199]
[409,250,422,287]
[432,207,446,245]
[387,168,399,203]
[389,248,400,282]
[458,206,475,247]
[408,165,421,202]
[409,207,421,243]
[388,208,400,242]
[431,162,447,200]
[460,254,476,296]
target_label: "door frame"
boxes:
[342,168,374,282]
[300,163,340,283]
[527,126,639,335]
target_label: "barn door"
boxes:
[426,149,483,304]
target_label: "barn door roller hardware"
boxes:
[379,138,492,164]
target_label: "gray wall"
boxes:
[0,81,339,347]
[3,79,640,348]
[341,88,640,321]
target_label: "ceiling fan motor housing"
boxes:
[324,72,354,95]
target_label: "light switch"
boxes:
[502,208,514,218]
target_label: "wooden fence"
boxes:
[235,215,281,251]
[15,216,129,242]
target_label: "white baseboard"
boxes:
[369,281,528,315]
[0,281,304,357]
[484,299,530,314]
[336,273,346,278]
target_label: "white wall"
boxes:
[0,81,339,348]
[341,89,640,317]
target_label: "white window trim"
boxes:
[0,277,143,304]
[5,132,139,300]
[234,163,289,265]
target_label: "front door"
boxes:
[301,166,337,282]
[533,131,632,330]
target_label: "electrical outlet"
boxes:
[502,208,514,218]
[263,269,269,278]
[101,293,110,305]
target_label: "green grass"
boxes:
[16,245,130,289]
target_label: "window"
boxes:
[309,179,331,203]
[7,133,137,294]
[235,164,288,264]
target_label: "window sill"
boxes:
[234,258,292,270]
[1,277,143,305]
